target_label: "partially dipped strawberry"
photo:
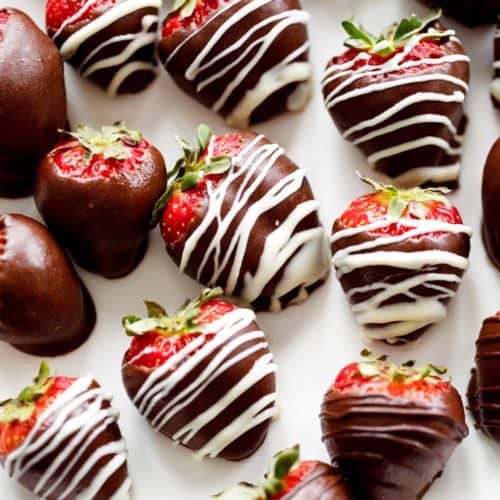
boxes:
[155,125,331,312]
[121,288,277,461]
[35,122,167,279]
[0,8,66,198]
[322,10,469,188]
[45,0,160,96]
[320,354,468,500]
[215,445,352,499]
[331,176,471,344]
[0,362,131,499]
[157,0,312,128]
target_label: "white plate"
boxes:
[1,0,499,498]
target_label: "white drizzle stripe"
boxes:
[107,61,157,97]
[388,163,460,187]
[132,308,277,458]
[332,218,471,340]
[52,0,99,41]
[4,377,129,500]
[178,135,330,307]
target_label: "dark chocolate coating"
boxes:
[331,218,471,344]
[320,384,468,500]
[0,214,95,356]
[165,131,329,312]
[158,0,310,127]
[283,462,352,500]
[0,380,129,500]
[482,139,500,270]
[34,142,167,279]
[323,22,469,189]
[122,306,276,461]
[467,314,500,442]
[0,8,66,198]
[48,4,158,95]
[418,0,499,26]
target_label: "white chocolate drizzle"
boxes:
[4,376,130,499]
[128,307,277,459]
[332,219,471,343]
[322,30,470,186]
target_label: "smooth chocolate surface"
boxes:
[35,143,167,279]
[418,0,499,26]
[467,314,500,443]
[0,214,95,356]
[482,139,500,269]
[320,384,468,499]
[0,8,66,198]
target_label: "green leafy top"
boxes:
[342,9,445,56]
[122,288,224,337]
[150,124,231,227]
[356,349,448,384]
[169,0,198,18]
[214,446,301,499]
[359,174,451,219]
[63,121,143,164]
[0,362,53,424]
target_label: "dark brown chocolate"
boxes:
[0,214,95,356]
[482,139,500,269]
[0,8,66,198]
[34,137,167,279]
[47,1,160,96]
[467,314,500,442]
[418,0,499,26]
[322,21,469,188]
[158,0,312,128]
[320,383,468,499]
[492,16,500,108]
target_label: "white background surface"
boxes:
[0,0,499,498]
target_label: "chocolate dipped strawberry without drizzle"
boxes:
[322,10,470,188]
[35,122,167,279]
[157,0,312,128]
[331,176,471,344]
[45,0,161,96]
[154,125,331,312]
[121,288,277,461]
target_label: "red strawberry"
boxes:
[331,176,471,344]
[321,355,468,500]
[121,288,277,461]
[34,122,167,279]
[323,10,469,188]
[215,445,352,499]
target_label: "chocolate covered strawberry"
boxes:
[215,445,352,499]
[154,125,330,312]
[35,122,167,279]
[0,8,66,198]
[320,354,468,500]
[157,0,312,128]
[45,0,160,96]
[0,362,131,499]
[121,288,277,461]
[331,176,471,344]
[418,0,499,26]
[0,214,95,356]
[322,10,469,188]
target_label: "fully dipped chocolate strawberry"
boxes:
[0,362,131,499]
[35,122,167,279]
[418,0,499,26]
[320,355,468,500]
[215,445,353,499]
[0,8,66,198]
[468,313,500,443]
[121,288,277,460]
[482,139,500,270]
[322,10,469,188]
[331,177,471,344]
[492,16,500,108]
[155,125,331,312]
[157,0,312,128]
[45,0,160,96]
[0,214,95,356]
